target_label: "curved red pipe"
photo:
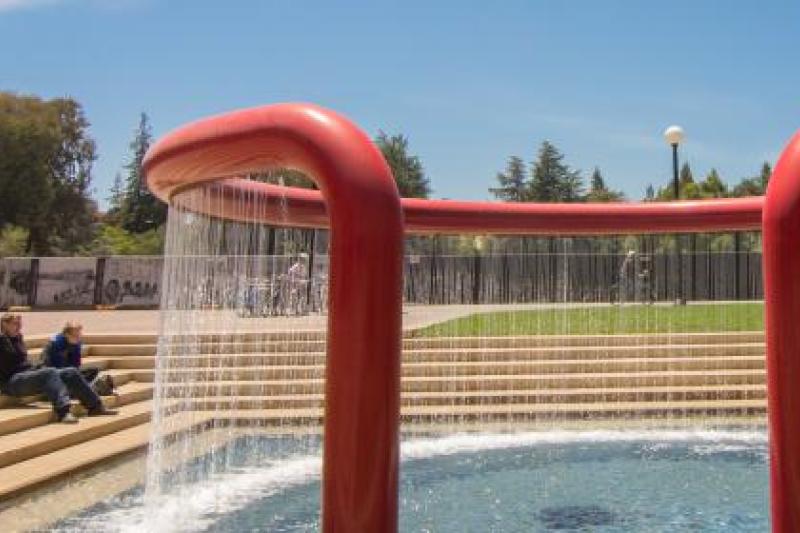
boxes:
[169,177,764,235]
[763,130,800,533]
[144,103,404,533]
[146,101,799,533]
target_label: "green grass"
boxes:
[413,302,765,337]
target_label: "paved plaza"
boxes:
[17,303,617,336]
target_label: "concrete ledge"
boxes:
[0,414,210,502]
[0,330,770,508]
[0,401,153,469]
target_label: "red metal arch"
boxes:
[144,103,405,533]
[763,131,800,533]
[146,102,800,533]
[169,177,764,235]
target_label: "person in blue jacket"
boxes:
[42,322,99,381]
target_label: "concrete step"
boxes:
[80,334,158,346]
[183,399,766,427]
[87,355,157,369]
[403,332,765,349]
[103,369,137,386]
[399,399,767,421]
[158,386,766,416]
[124,355,765,383]
[0,364,115,411]
[86,343,766,368]
[0,411,209,502]
[0,399,154,469]
[121,346,767,368]
[160,369,766,396]
[159,384,767,410]
[404,344,765,361]
[85,331,765,356]
[88,344,156,357]
[0,382,152,437]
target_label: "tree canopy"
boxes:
[375,131,431,198]
[491,141,603,203]
[0,90,780,259]
[653,161,770,200]
[585,167,624,202]
[109,113,167,233]
[489,156,527,202]
[0,92,97,254]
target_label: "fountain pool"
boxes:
[54,429,768,532]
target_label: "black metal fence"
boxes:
[404,251,763,304]
[0,249,762,309]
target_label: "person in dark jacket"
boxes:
[42,321,99,383]
[0,314,117,424]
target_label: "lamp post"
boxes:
[664,125,686,305]
[472,236,486,304]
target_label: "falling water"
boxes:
[105,177,765,531]
[403,233,764,432]
[141,178,327,530]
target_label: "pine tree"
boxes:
[489,156,528,201]
[590,167,605,192]
[760,162,772,191]
[559,168,585,202]
[119,113,166,233]
[375,131,431,198]
[679,162,694,188]
[731,161,772,197]
[528,141,583,202]
[700,168,727,198]
[106,172,125,222]
[644,184,656,201]
[656,162,700,200]
[585,167,624,202]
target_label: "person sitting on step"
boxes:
[42,321,116,397]
[43,321,97,382]
[0,314,117,424]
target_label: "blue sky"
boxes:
[1,0,798,208]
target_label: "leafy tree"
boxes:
[760,162,772,191]
[118,113,166,233]
[679,162,694,188]
[250,168,317,189]
[585,167,624,202]
[86,223,164,255]
[106,172,125,223]
[655,162,714,200]
[0,92,96,254]
[731,178,762,197]
[528,141,583,202]
[375,131,431,198]
[699,168,727,198]
[560,168,585,202]
[731,162,771,197]
[0,225,28,257]
[490,156,527,201]
[47,98,98,254]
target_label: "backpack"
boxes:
[91,374,116,397]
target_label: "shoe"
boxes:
[60,413,79,424]
[88,405,119,416]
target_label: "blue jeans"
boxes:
[2,367,101,415]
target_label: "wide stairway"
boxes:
[0,330,766,501]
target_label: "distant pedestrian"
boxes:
[618,250,637,304]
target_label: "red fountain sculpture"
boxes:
[144,103,800,533]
